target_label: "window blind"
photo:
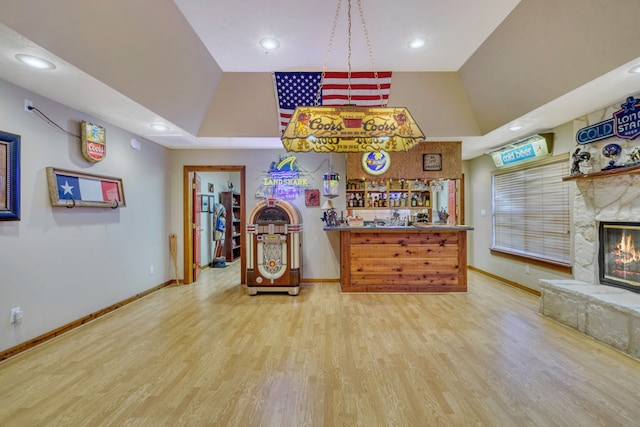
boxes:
[492,155,570,265]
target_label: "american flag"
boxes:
[274,71,392,133]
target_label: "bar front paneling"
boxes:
[332,226,471,293]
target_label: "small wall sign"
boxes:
[423,153,442,171]
[362,150,391,175]
[80,121,106,162]
[305,189,320,206]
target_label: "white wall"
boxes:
[169,150,344,281]
[466,121,576,290]
[0,80,171,353]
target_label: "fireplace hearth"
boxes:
[599,222,640,293]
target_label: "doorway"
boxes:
[183,165,246,285]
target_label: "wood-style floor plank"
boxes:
[0,262,639,426]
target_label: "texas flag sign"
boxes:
[46,167,125,208]
[56,174,121,202]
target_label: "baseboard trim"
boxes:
[468,266,541,296]
[0,280,175,362]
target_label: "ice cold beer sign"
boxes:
[576,96,640,144]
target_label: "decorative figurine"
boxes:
[437,207,449,224]
[321,207,339,227]
[626,146,640,166]
[602,143,622,170]
[571,147,591,175]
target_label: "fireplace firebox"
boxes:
[598,222,640,293]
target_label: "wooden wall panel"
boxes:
[346,141,462,180]
[339,229,468,293]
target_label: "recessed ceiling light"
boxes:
[509,124,523,131]
[408,38,426,49]
[150,123,169,131]
[628,65,640,74]
[15,54,56,70]
[259,38,280,50]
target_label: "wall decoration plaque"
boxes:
[80,121,106,162]
[423,153,442,171]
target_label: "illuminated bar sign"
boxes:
[576,95,640,144]
[487,134,552,168]
[281,106,425,153]
[259,155,309,200]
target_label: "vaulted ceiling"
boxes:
[1,0,639,159]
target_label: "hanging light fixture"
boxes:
[281,0,425,153]
[322,155,340,198]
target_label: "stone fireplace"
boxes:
[539,169,640,360]
[539,107,640,360]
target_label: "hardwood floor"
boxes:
[1,262,639,426]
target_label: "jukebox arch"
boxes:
[246,198,303,295]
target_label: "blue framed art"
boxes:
[0,130,20,221]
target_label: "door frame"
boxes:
[183,165,246,284]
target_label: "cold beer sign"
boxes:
[487,134,551,168]
[576,96,640,144]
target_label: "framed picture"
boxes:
[208,183,214,193]
[423,153,442,171]
[0,130,20,220]
[209,195,215,213]
[201,194,209,212]
[305,189,320,207]
[46,167,125,208]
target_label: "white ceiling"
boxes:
[174,0,522,72]
[1,0,639,160]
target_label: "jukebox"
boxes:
[246,198,303,295]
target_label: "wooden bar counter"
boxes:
[325,225,473,293]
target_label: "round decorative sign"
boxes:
[362,150,391,175]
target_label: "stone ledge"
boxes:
[539,279,640,360]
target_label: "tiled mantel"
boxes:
[540,149,640,360]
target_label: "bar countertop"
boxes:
[324,224,474,231]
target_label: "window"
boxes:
[492,154,570,266]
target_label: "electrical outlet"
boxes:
[10,307,23,324]
[525,265,530,274]
[24,99,33,113]
[149,266,154,275]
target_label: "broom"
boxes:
[169,233,180,286]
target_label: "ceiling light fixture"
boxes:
[408,38,426,49]
[281,0,425,153]
[15,54,56,70]
[260,38,280,50]
[628,65,640,74]
[508,124,524,131]
[150,123,169,131]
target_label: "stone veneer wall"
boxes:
[573,173,640,283]
[572,102,640,282]
[538,104,640,361]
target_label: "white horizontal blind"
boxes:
[492,156,570,265]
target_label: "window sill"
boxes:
[490,248,572,274]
